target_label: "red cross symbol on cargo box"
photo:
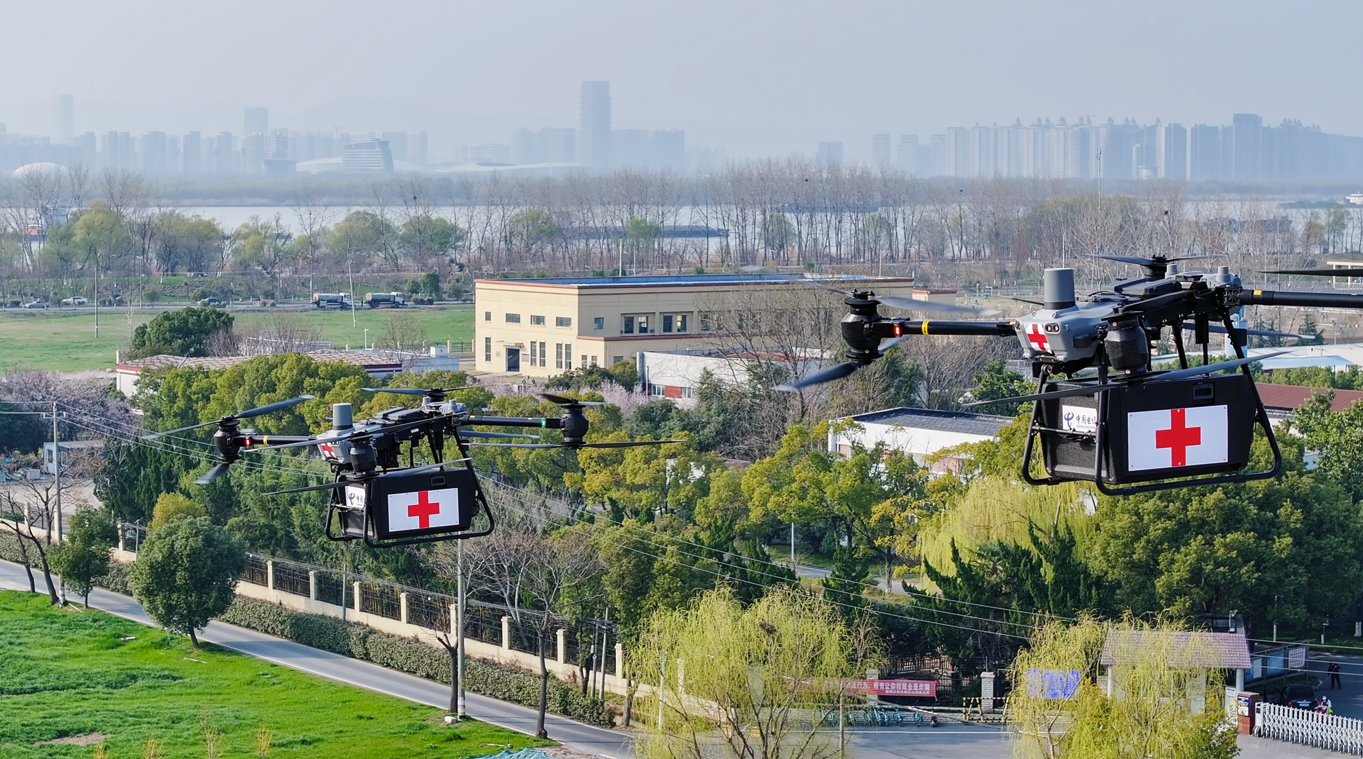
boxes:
[408,490,442,529]
[1155,408,1202,467]
[1027,323,1050,352]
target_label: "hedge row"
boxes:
[217,596,614,726]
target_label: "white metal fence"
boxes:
[1256,701,1363,754]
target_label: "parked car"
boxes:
[198,297,224,307]
[60,296,88,306]
[1281,683,1316,709]
[23,300,48,309]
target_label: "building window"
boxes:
[484,311,491,321]
[637,315,649,334]
[565,344,572,370]
[539,341,547,367]
[622,315,635,334]
[580,354,587,368]
[555,343,564,369]
[484,337,492,362]
[530,315,545,326]
[556,316,572,327]
[505,313,521,323]
[612,355,624,365]
[662,313,689,333]
[590,355,598,367]
[593,317,604,330]
[530,341,538,365]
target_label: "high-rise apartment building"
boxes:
[55,95,73,143]
[183,132,201,174]
[1155,123,1187,180]
[72,132,97,167]
[408,131,429,165]
[381,131,408,162]
[1188,125,1221,180]
[871,134,892,168]
[141,132,168,174]
[244,107,269,136]
[1232,113,1263,180]
[213,133,236,174]
[242,134,267,173]
[579,81,612,169]
[817,141,844,165]
[897,135,918,174]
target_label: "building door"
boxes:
[506,347,520,373]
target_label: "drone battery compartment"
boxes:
[1036,373,1257,485]
[332,468,480,543]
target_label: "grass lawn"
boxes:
[0,305,473,374]
[0,592,550,758]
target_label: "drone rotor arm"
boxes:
[466,415,561,429]
[893,320,1018,337]
[1240,290,1363,309]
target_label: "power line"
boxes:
[487,482,1039,638]
[490,476,1071,622]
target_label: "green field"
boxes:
[0,592,549,758]
[0,305,473,373]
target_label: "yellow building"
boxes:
[473,273,919,376]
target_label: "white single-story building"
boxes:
[828,407,1013,471]
[636,349,826,408]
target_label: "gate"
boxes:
[1255,701,1363,754]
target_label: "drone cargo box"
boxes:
[1036,373,1258,485]
[335,468,479,541]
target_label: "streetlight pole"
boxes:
[349,261,357,329]
[457,537,466,718]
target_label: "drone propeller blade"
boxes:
[773,361,862,392]
[1179,322,1305,340]
[1261,268,1363,278]
[1008,296,1045,306]
[143,419,219,439]
[798,279,854,296]
[251,437,332,452]
[963,384,1107,408]
[468,442,562,449]
[194,462,231,485]
[234,395,316,420]
[575,440,685,449]
[539,393,606,407]
[265,481,350,496]
[879,335,909,352]
[458,430,541,440]
[361,386,477,395]
[1150,351,1288,383]
[875,294,998,316]
[378,458,472,478]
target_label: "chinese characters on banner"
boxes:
[844,679,937,698]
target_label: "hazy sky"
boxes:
[2,0,1359,159]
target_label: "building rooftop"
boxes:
[846,407,1014,437]
[476,273,914,289]
[1100,630,1250,669]
[1256,382,1363,412]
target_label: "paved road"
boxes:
[0,559,632,759]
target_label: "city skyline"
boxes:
[2,0,1363,162]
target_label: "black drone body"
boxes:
[147,389,679,547]
[783,255,1363,495]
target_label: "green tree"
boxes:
[230,215,292,277]
[149,492,207,532]
[504,209,560,258]
[398,215,462,264]
[154,213,225,274]
[128,515,246,646]
[49,507,118,607]
[967,358,1031,415]
[329,210,397,269]
[127,307,234,359]
[1010,616,1237,759]
[636,587,875,759]
[94,439,187,523]
[1089,436,1363,633]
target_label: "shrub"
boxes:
[218,597,613,725]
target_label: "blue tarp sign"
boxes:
[1026,669,1081,699]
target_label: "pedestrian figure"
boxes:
[1330,662,1342,690]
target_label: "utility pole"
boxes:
[457,537,467,718]
[349,261,357,329]
[52,401,61,543]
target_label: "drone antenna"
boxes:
[1044,268,1076,310]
